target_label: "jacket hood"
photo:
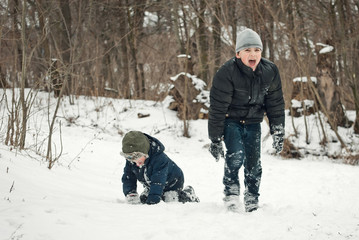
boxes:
[143,133,165,156]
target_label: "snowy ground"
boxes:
[1,91,359,240]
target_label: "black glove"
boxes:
[140,188,149,204]
[271,125,284,154]
[272,134,284,153]
[140,194,147,204]
[209,141,224,162]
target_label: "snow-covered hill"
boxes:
[1,92,358,240]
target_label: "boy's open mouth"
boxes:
[249,60,256,66]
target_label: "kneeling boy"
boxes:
[121,131,199,205]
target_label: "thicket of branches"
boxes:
[0,0,359,162]
[0,0,357,100]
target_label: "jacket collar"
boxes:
[235,57,262,77]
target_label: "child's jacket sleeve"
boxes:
[122,161,138,196]
[146,156,169,204]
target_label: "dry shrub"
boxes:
[343,154,359,165]
[280,138,302,159]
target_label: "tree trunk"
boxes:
[212,3,221,80]
[36,0,51,91]
[172,1,185,54]
[316,42,349,129]
[19,0,27,149]
[126,0,145,99]
[197,0,208,84]
[58,0,72,96]
[0,66,8,88]
[138,63,145,98]
[335,0,358,132]
[119,0,130,98]
[227,0,237,48]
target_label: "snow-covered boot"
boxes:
[163,190,179,202]
[223,195,240,212]
[244,194,258,212]
[245,199,258,212]
[179,185,200,203]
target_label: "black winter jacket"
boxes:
[208,57,285,141]
[122,134,184,204]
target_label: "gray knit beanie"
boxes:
[122,131,150,154]
[235,28,263,53]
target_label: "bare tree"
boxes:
[118,0,131,98]
[211,2,221,74]
[126,0,145,98]
[195,0,209,84]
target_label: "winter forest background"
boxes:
[1,0,359,163]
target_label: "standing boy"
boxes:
[208,28,285,212]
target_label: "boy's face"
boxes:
[236,47,262,71]
[132,155,147,167]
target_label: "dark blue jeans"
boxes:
[223,119,262,204]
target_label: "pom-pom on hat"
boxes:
[235,28,263,53]
[122,131,150,154]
